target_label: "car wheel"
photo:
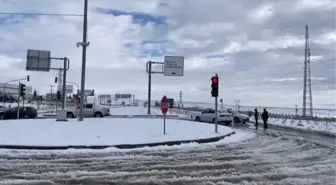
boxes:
[234,117,240,123]
[195,116,201,122]
[94,112,103,117]
[0,115,4,120]
[212,118,216,123]
[67,112,74,118]
[24,114,29,119]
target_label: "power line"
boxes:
[0,12,83,17]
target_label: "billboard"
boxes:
[98,94,111,99]
[77,89,94,96]
[115,94,132,99]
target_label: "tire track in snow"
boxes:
[0,131,334,185]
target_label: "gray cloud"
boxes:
[0,0,334,108]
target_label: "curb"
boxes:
[0,131,235,150]
[39,115,181,119]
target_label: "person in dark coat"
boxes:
[261,108,269,130]
[254,109,259,130]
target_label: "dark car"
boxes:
[0,106,38,120]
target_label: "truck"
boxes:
[66,102,110,118]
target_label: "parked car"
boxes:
[193,108,233,125]
[0,106,38,120]
[225,109,250,124]
[0,105,6,112]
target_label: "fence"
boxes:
[147,100,336,118]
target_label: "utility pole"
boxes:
[302,25,313,117]
[179,91,183,108]
[49,85,53,114]
[78,0,89,121]
[235,100,240,112]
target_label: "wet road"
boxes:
[0,126,335,185]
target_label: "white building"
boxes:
[0,82,33,97]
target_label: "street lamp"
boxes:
[66,81,79,93]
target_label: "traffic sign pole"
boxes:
[147,61,152,114]
[161,95,168,134]
[145,56,184,116]
[164,114,166,134]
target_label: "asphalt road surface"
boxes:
[0,125,335,185]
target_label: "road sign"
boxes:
[59,85,73,94]
[164,56,184,76]
[26,49,51,72]
[161,96,168,115]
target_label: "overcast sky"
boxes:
[0,0,335,108]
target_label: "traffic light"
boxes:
[33,90,37,99]
[211,76,219,97]
[57,91,61,100]
[27,75,30,82]
[19,83,26,97]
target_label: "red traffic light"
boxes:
[211,76,218,84]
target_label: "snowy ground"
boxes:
[110,106,161,115]
[0,128,334,185]
[0,118,233,146]
[110,106,186,117]
[250,117,336,135]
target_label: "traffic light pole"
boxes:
[2,77,29,108]
[17,85,20,119]
[215,74,218,133]
[215,96,218,133]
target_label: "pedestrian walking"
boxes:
[254,109,259,130]
[261,108,269,130]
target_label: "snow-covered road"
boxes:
[0,128,334,185]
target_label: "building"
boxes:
[0,82,33,98]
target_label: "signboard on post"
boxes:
[161,95,168,135]
[59,85,73,94]
[164,56,184,76]
[26,49,51,72]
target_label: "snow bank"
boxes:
[250,117,336,135]
[0,118,234,146]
